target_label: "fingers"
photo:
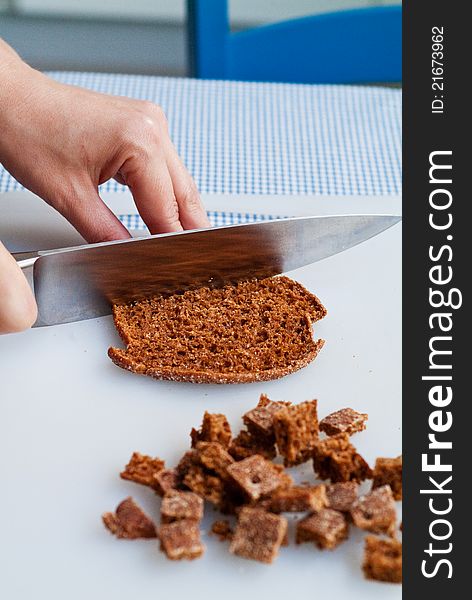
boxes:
[119,101,209,233]
[121,153,183,234]
[0,241,38,334]
[48,183,131,244]
[165,148,211,230]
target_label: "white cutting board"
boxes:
[0,191,401,600]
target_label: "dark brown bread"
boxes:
[195,442,235,477]
[350,485,397,537]
[226,454,292,502]
[325,482,359,513]
[228,430,277,461]
[160,490,204,524]
[120,452,165,490]
[296,508,348,550]
[363,535,402,583]
[229,507,288,563]
[176,450,226,506]
[259,484,327,513]
[242,394,291,442]
[103,395,403,580]
[153,468,178,496]
[108,276,326,384]
[273,400,319,466]
[372,456,402,500]
[211,519,233,541]
[320,408,368,436]
[176,448,239,512]
[183,465,227,507]
[102,497,157,539]
[312,433,372,483]
[190,412,232,448]
[159,519,205,560]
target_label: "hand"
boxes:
[0,43,210,244]
[0,242,37,334]
[0,40,210,333]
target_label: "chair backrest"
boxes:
[187,1,401,84]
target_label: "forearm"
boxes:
[0,39,46,154]
[0,37,20,62]
[0,38,28,102]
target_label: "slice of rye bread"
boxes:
[108,276,327,384]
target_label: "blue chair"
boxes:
[187,1,401,84]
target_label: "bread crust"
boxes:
[108,276,326,384]
[108,339,324,384]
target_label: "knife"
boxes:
[14,214,400,327]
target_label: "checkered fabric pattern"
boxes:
[119,211,285,229]
[0,73,401,198]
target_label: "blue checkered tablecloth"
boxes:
[119,210,286,229]
[0,72,401,202]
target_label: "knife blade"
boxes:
[16,214,400,327]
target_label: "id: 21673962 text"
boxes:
[431,26,445,114]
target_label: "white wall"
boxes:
[12,0,183,20]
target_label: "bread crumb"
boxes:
[159,519,205,560]
[211,520,233,541]
[363,535,402,583]
[372,456,402,500]
[350,485,397,537]
[312,434,372,483]
[229,507,287,563]
[191,412,232,448]
[120,452,165,490]
[102,497,157,539]
[226,455,292,502]
[320,408,368,436]
[296,508,348,550]
[161,490,204,524]
[273,400,319,466]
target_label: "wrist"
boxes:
[0,54,49,156]
[0,58,40,102]
[0,39,30,92]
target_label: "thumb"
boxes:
[0,241,38,334]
